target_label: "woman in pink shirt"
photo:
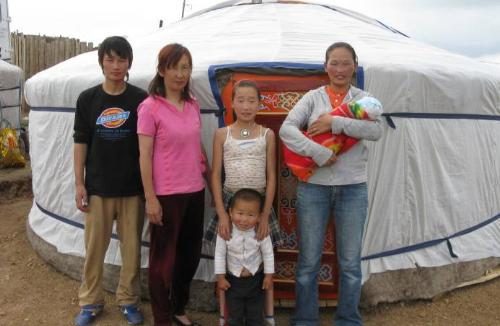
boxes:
[138,43,208,326]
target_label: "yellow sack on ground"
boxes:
[0,128,26,168]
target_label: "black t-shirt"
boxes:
[73,83,148,197]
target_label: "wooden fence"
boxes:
[10,32,95,80]
[9,33,95,113]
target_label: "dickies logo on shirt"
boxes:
[96,108,130,128]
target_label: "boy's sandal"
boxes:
[74,304,104,326]
[120,304,144,325]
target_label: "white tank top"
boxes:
[223,126,269,193]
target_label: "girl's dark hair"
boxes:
[231,80,261,121]
[98,36,133,68]
[231,79,261,101]
[325,42,358,65]
[148,43,193,101]
[229,188,264,212]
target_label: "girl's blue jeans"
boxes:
[292,181,367,326]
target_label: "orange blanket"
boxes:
[283,95,382,181]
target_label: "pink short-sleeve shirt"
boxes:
[137,95,205,195]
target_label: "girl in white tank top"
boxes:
[223,125,269,193]
[205,80,283,326]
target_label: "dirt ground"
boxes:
[1,187,499,325]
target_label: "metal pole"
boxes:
[181,0,186,18]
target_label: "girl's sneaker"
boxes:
[74,304,103,326]
[265,315,276,326]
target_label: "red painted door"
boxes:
[219,72,339,303]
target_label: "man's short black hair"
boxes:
[229,188,264,212]
[98,36,133,68]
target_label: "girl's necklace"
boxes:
[239,122,255,138]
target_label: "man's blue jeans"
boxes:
[292,182,368,326]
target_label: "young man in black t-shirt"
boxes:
[73,36,147,326]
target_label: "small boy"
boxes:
[214,188,275,326]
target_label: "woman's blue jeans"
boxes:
[292,182,367,326]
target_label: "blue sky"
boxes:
[8,0,500,58]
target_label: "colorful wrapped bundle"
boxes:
[283,96,382,181]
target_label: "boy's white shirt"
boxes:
[214,223,275,276]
